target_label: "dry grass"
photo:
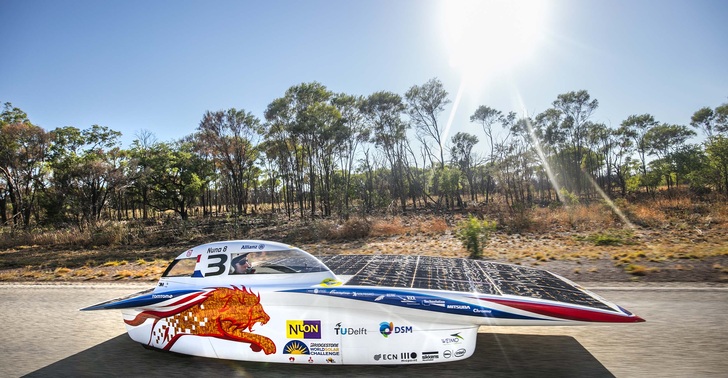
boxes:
[71,267,94,278]
[529,203,619,231]
[53,267,71,277]
[1,192,727,282]
[625,264,649,276]
[113,270,134,279]
[370,217,406,236]
[0,221,128,250]
[418,217,448,234]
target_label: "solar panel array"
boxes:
[318,255,613,311]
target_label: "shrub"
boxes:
[333,218,372,240]
[370,217,406,236]
[90,223,125,247]
[586,231,633,246]
[418,217,448,234]
[456,215,496,259]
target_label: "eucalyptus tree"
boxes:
[705,136,728,194]
[469,106,511,203]
[672,145,707,191]
[198,108,261,215]
[587,122,639,196]
[450,132,479,202]
[531,91,600,197]
[74,125,122,223]
[405,78,451,170]
[718,104,728,134]
[361,91,409,212]
[691,107,717,138]
[609,127,635,196]
[331,93,369,217]
[580,122,609,191]
[127,130,157,219]
[46,126,84,224]
[0,103,48,228]
[257,140,282,214]
[308,100,345,217]
[264,82,344,218]
[533,108,567,193]
[620,114,659,193]
[145,140,211,220]
[105,146,131,221]
[550,90,599,196]
[470,106,502,162]
[264,97,301,218]
[644,124,696,188]
[46,125,123,226]
[691,103,728,138]
[288,82,340,217]
[510,116,554,201]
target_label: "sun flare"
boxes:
[441,0,548,75]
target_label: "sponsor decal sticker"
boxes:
[441,332,464,345]
[400,352,418,362]
[309,342,340,356]
[374,353,399,361]
[422,299,446,307]
[286,320,322,339]
[128,286,275,355]
[334,322,367,336]
[240,243,265,250]
[206,246,227,254]
[446,304,471,310]
[320,278,342,287]
[283,340,310,355]
[379,322,413,338]
[422,351,439,361]
[398,295,418,305]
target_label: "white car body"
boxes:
[82,240,644,365]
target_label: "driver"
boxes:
[231,253,255,274]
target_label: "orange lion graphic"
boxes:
[126,286,276,354]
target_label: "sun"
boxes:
[440,0,549,75]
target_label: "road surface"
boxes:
[1,283,726,377]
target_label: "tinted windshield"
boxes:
[230,249,330,274]
[162,257,197,277]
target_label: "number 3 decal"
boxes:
[206,254,228,276]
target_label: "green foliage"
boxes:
[583,231,634,246]
[559,188,579,205]
[456,215,496,259]
[706,136,728,194]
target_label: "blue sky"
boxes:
[2,0,727,149]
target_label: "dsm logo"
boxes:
[287,320,322,339]
[379,322,413,338]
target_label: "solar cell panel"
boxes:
[319,255,614,311]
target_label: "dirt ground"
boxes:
[2,224,726,284]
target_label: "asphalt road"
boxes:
[1,283,726,377]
